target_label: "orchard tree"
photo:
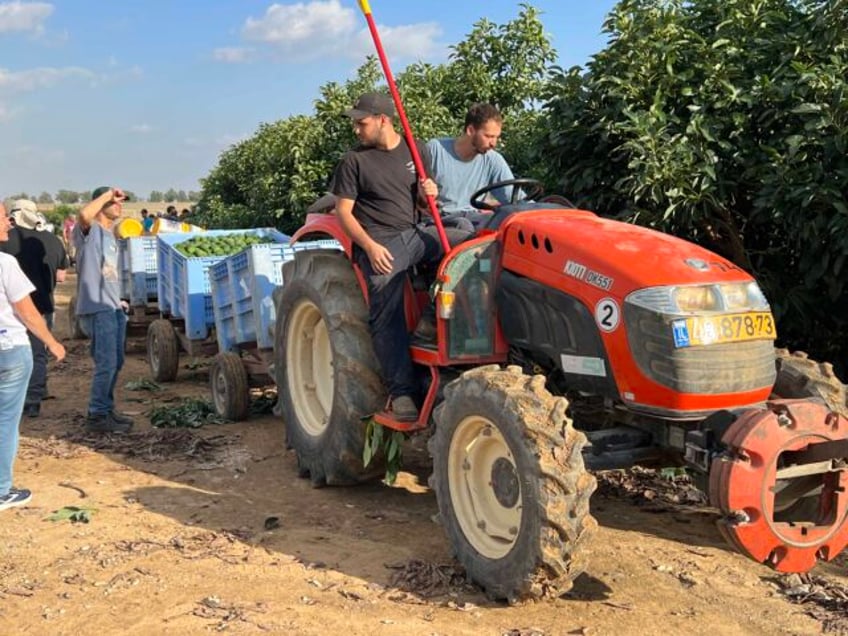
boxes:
[56,190,81,204]
[194,5,558,232]
[543,0,848,371]
[148,190,164,202]
[37,191,53,204]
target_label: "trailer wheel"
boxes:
[211,351,250,421]
[67,295,87,339]
[430,365,597,601]
[274,250,385,486]
[147,319,179,382]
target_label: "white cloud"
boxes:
[213,46,255,63]
[351,22,443,60]
[242,0,355,49]
[0,66,94,93]
[131,123,153,134]
[0,101,13,122]
[217,1,443,64]
[0,1,53,34]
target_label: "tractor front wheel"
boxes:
[429,365,597,601]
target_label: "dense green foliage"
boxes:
[193,4,553,235]
[195,0,847,373]
[543,0,848,372]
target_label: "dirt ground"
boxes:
[1,275,846,635]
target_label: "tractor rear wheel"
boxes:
[429,365,597,601]
[773,349,847,417]
[275,250,385,486]
[769,349,848,522]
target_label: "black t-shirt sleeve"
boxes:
[418,140,434,178]
[331,152,359,201]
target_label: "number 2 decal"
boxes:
[595,298,620,333]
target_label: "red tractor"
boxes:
[273,179,848,601]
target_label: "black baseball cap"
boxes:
[91,186,112,200]
[344,92,396,119]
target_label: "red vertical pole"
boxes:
[357,0,451,254]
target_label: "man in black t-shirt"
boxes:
[1,199,68,417]
[332,92,455,422]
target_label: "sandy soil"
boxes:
[1,275,846,635]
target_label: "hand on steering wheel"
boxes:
[469,178,545,211]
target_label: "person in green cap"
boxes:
[73,186,134,433]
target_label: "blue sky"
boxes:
[0,0,616,199]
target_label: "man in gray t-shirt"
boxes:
[426,103,514,222]
[74,186,133,433]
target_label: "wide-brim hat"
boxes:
[9,199,47,231]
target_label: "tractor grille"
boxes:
[624,304,776,394]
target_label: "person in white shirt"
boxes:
[0,201,65,512]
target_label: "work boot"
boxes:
[109,410,134,426]
[391,395,419,423]
[412,305,437,343]
[86,413,132,434]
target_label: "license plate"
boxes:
[671,312,776,348]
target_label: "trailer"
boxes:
[145,228,288,384]
[207,239,341,420]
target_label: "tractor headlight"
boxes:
[627,282,770,314]
[673,286,720,312]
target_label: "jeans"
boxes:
[25,312,53,408]
[78,309,127,416]
[355,225,468,399]
[0,346,34,497]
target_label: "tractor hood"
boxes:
[500,209,753,296]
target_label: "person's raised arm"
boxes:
[78,188,125,229]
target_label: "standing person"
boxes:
[331,92,460,422]
[140,208,154,234]
[1,199,69,417]
[74,187,133,433]
[426,103,515,227]
[62,213,77,266]
[0,201,66,511]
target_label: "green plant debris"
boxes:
[363,417,406,486]
[125,378,162,392]
[149,398,228,428]
[47,506,97,523]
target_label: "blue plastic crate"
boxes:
[119,236,158,306]
[210,239,341,352]
[156,228,289,340]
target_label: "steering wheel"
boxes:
[470,178,545,211]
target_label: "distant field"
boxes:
[37,201,194,220]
